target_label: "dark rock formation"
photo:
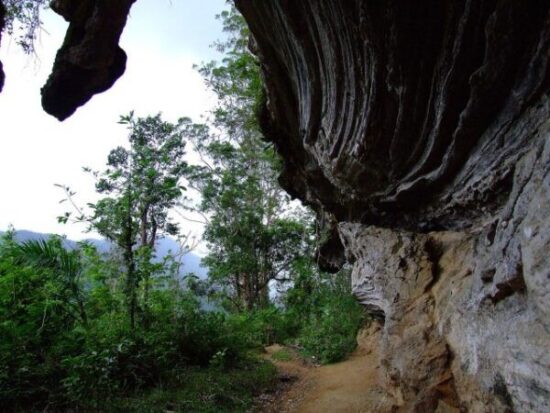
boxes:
[40,0,136,120]
[237,0,550,233]
[236,0,550,412]
[0,0,6,93]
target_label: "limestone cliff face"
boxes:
[235,1,550,412]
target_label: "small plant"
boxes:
[110,359,277,413]
[210,348,228,369]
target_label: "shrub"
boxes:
[282,267,367,364]
[297,293,366,364]
[225,306,298,348]
[111,358,277,413]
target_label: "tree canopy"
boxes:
[59,113,189,328]
[2,0,47,53]
[181,7,313,311]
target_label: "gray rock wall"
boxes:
[339,119,550,412]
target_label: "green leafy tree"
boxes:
[2,0,47,53]
[182,7,311,311]
[181,7,367,360]
[59,113,188,328]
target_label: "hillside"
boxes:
[0,229,208,279]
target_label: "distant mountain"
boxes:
[156,237,207,279]
[0,230,208,279]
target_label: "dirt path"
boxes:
[255,324,392,413]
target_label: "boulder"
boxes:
[41,0,136,120]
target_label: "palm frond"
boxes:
[14,239,81,281]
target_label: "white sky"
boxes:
[0,0,227,249]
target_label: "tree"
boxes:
[59,113,188,328]
[2,0,47,53]
[182,7,312,311]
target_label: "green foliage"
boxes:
[59,113,189,329]
[183,6,312,312]
[296,290,366,364]
[285,268,367,364]
[225,305,297,348]
[271,348,293,362]
[86,113,187,246]
[14,237,89,324]
[0,228,365,411]
[0,232,275,412]
[57,290,267,411]
[0,232,86,410]
[111,359,277,413]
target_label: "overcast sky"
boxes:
[0,0,227,247]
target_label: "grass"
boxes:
[271,348,294,362]
[109,357,277,413]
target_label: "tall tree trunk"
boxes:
[142,216,157,328]
[123,192,137,330]
[140,202,150,247]
[77,294,88,326]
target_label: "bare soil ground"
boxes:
[252,324,391,413]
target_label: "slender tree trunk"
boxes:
[76,291,88,326]
[234,273,243,311]
[140,203,150,246]
[142,215,157,328]
[125,247,136,330]
[241,271,255,311]
[123,192,137,330]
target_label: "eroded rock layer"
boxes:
[40,0,136,120]
[236,0,550,412]
[237,0,550,232]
